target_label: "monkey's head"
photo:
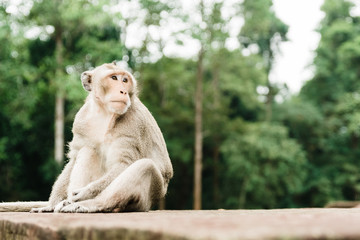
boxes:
[80,62,137,115]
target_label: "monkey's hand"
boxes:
[54,200,73,212]
[60,203,90,213]
[71,185,97,202]
[30,206,54,213]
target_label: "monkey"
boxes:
[0,62,173,213]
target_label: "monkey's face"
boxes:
[101,71,133,115]
[81,63,137,115]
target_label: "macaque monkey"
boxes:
[0,62,173,213]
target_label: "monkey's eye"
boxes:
[111,76,118,80]
[123,77,128,83]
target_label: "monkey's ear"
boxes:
[81,70,93,92]
[112,60,117,66]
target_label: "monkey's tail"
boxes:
[0,201,48,212]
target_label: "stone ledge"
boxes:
[1,209,360,240]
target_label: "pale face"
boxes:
[81,63,136,115]
[103,72,132,115]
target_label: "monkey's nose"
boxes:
[120,90,127,95]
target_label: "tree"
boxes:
[190,0,231,210]
[221,121,307,208]
[0,0,57,201]
[301,0,355,106]
[295,0,360,206]
[239,0,288,121]
[5,0,360,210]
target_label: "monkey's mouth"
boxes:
[109,100,130,115]
[110,101,128,109]
[110,100,127,105]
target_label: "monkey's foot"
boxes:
[54,200,72,213]
[30,206,54,213]
[60,203,90,213]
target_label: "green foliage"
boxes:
[221,121,307,208]
[296,0,360,206]
[1,0,360,210]
[301,0,359,104]
[273,98,324,159]
[320,0,354,26]
[239,0,288,67]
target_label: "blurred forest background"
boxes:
[1,0,360,210]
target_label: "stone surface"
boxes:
[1,208,360,239]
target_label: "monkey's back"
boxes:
[130,97,173,185]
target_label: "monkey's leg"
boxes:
[60,158,165,213]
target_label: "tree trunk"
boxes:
[213,143,220,208]
[55,93,64,165]
[239,178,248,209]
[54,26,65,165]
[212,65,220,208]
[265,83,273,121]
[158,197,165,210]
[193,47,204,210]
[264,45,273,122]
